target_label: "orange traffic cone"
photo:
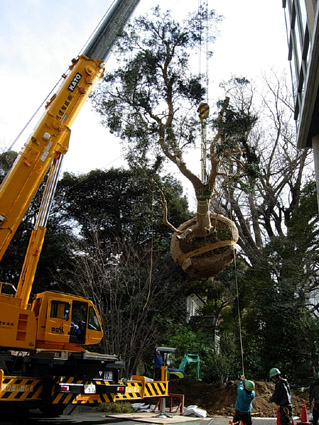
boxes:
[298,401,310,425]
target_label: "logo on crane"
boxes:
[51,325,65,334]
[68,73,82,92]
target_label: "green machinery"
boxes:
[158,347,201,380]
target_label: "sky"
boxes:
[0,0,290,205]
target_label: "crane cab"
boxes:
[32,291,103,351]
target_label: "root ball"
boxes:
[170,213,239,278]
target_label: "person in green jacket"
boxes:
[233,375,255,425]
[309,371,319,425]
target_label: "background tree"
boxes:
[53,168,193,378]
[56,168,189,245]
[0,151,75,293]
[210,74,317,384]
[238,181,319,384]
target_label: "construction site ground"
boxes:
[0,378,309,425]
[167,378,308,418]
[0,411,278,425]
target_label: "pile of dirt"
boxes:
[168,378,307,417]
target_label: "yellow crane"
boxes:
[0,1,169,416]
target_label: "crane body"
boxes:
[0,0,169,415]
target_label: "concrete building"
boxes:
[282,0,319,206]
[186,293,205,323]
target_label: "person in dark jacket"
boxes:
[233,375,255,425]
[268,368,293,425]
[309,371,319,425]
[154,345,163,381]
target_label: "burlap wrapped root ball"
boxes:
[170,213,239,278]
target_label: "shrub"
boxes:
[94,402,134,413]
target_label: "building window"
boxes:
[298,0,308,32]
[283,0,312,122]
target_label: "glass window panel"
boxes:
[50,300,70,319]
[297,0,307,34]
[88,306,101,331]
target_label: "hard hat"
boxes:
[244,380,255,391]
[269,368,281,378]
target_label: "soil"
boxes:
[168,378,307,418]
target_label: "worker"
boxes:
[71,321,81,336]
[154,345,163,381]
[309,370,319,425]
[233,375,255,425]
[268,368,293,425]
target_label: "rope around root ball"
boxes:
[177,239,237,266]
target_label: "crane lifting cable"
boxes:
[198,2,244,374]
[198,102,209,184]
[197,0,210,185]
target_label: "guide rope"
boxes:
[228,188,245,376]
[143,186,155,310]
[234,252,245,376]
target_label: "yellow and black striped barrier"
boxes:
[0,375,43,402]
[0,370,169,407]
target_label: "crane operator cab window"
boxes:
[88,306,101,332]
[50,300,70,320]
[69,300,88,344]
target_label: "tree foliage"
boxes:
[53,168,194,377]
[56,168,189,244]
[0,151,74,293]
[92,6,219,163]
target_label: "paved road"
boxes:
[0,407,278,425]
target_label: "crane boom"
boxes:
[0,0,139,263]
[84,0,139,60]
[0,0,139,343]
